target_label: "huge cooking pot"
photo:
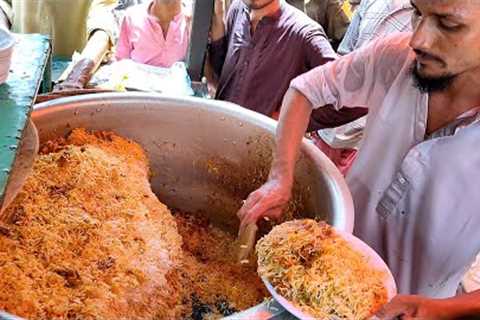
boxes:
[4,93,354,320]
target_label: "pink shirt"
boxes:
[115,2,190,68]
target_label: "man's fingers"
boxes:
[237,192,261,220]
[237,180,291,232]
[242,202,284,226]
[376,297,416,320]
[376,308,406,320]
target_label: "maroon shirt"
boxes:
[209,0,337,116]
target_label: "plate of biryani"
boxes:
[256,219,397,320]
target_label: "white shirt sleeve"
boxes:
[290,34,409,111]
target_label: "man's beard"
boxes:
[411,63,456,93]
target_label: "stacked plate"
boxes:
[0,27,15,85]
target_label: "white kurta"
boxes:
[291,33,480,298]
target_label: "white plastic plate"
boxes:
[262,228,397,320]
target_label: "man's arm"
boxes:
[238,37,385,225]
[55,0,116,90]
[211,0,226,42]
[237,88,313,227]
[209,0,231,77]
[377,291,480,320]
[54,30,111,90]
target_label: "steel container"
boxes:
[2,93,354,320]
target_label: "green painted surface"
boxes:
[52,57,71,82]
[0,34,51,202]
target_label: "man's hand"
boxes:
[214,0,225,19]
[238,88,315,229]
[237,176,292,229]
[54,30,110,91]
[54,58,96,91]
[211,0,226,41]
[376,295,453,320]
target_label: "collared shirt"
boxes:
[291,33,480,297]
[87,0,192,46]
[115,2,190,67]
[209,0,337,117]
[318,0,413,150]
[338,0,412,55]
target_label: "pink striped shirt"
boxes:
[115,2,190,68]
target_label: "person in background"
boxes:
[286,0,350,49]
[0,0,92,57]
[0,0,125,89]
[209,0,337,118]
[313,0,413,175]
[115,0,191,68]
[238,0,480,317]
[348,0,360,12]
[338,0,412,55]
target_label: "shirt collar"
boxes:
[457,106,480,120]
[390,0,413,11]
[147,1,184,23]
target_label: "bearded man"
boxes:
[239,0,480,318]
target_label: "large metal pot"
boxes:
[23,93,353,319]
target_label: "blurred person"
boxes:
[115,0,191,67]
[348,0,360,12]
[0,0,92,57]
[0,0,144,89]
[209,0,337,118]
[286,0,350,48]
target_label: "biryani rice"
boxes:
[256,219,388,320]
[0,128,267,320]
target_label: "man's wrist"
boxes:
[211,17,225,41]
[269,160,294,186]
[56,58,95,90]
[212,14,224,25]
[437,295,480,319]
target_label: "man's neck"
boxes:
[427,68,480,134]
[151,1,181,23]
[249,0,281,32]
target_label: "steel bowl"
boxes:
[7,93,354,320]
